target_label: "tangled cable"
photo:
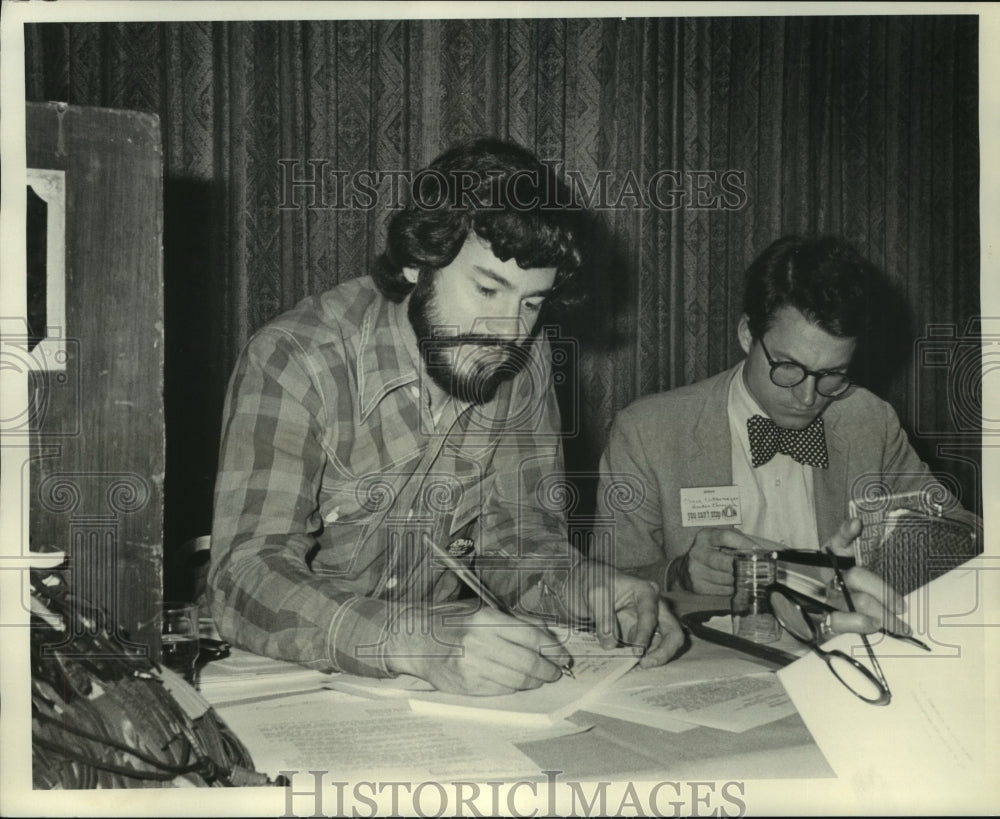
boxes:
[30,566,279,789]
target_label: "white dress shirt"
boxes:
[727,361,821,551]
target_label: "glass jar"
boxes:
[730,551,781,643]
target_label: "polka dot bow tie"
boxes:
[746,414,829,469]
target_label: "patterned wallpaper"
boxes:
[25,15,982,540]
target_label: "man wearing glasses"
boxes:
[597,235,975,636]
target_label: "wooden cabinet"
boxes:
[25,103,165,659]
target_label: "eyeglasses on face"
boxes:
[766,571,891,706]
[758,336,852,398]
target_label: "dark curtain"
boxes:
[24,16,982,570]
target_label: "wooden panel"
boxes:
[26,102,165,660]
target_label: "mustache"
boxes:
[423,333,526,349]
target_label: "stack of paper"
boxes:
[216,690,561,781]
[198,647,332,706]
[592,672,797,733]
[588,636,798,733]
[776,557,1000,813]
[325,632,639,726]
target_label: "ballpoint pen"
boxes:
[421,534,576,678]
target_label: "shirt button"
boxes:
[385,576,398,590]
[409,385,420,398]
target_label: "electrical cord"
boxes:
[30,563,276,789]
[33,710,208,775]
[33,736,184,783]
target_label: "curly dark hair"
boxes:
[742,235,886,341]
[372,138,587,311]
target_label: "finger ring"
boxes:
[818,613,836,641]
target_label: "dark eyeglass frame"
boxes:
[766,552,891,706]
[757,336,852,398]
[194,638,231,671]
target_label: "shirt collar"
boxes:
[730,359,768,422]
[357,292,420,421]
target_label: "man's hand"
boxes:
[567,566,685,669]
[823,517,911,637]
[673,528,763,595]
[382,601,569,695]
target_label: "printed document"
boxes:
[777,557,1000,813]
[590,637,797,732]
[216,689,584,781]
[325,632,639,725]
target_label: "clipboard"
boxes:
[681,609,800,667]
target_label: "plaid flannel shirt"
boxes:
[209,277,580,676]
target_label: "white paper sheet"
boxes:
[777,558,1000,809]
[217,689,558,781]
[608,631,785,690]
[584,699,700,733]
[325,632,638,726]
[599,672,797,733]
[587,634,790,732]
[198,647,332,706]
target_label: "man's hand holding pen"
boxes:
[383,600,574,696]
[382,535,686,695]
[380,534,578,695]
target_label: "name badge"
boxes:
[680,486,743,527]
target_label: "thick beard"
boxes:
[407,272,535,405]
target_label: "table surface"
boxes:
[200,592,833,782]
[519,590,832,781]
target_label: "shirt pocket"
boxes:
[447,471,497,538]
[311,472,406,578]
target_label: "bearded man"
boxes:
[209,138,684,693]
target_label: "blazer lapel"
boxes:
[814,404,849,545]
[690,365,739,486]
